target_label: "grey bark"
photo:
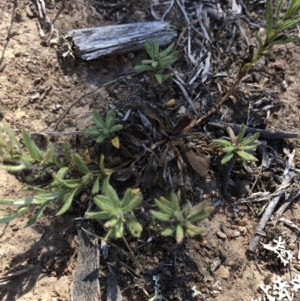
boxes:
[66,21,177,60]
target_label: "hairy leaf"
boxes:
[176,224,184,243]
[150,210,171,222]
[236,124,246,143]
[221,152,234,164]
[122,193,142,213]
[135,65,155,72]
[73,153,90,175]
[213,139,232,147]
[92,109,105,128]
[237,151,258,162]
[161,227,175,236]
[240,132,259,146]
[126,217,142,238]
[86,211,111,220]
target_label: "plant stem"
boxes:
[221,154,237,197]
[121,235,140,267]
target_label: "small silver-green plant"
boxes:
[87,176,143,240]
[86,176,142,263]
[150,192,214,244]
[213,124,259,164]
[135,38,178,84]
[85,109,123,144]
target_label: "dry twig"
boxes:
[248,150,295,252]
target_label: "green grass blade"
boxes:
[269,36,298,47]
[266,0,274,37]
[255,31,263,47]
[276,0,284,23]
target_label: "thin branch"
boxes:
[248,150,295,252]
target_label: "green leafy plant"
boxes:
[86,176,143,240]
[240,0,300,76]
[150,192,214,243]
[213,124,259,165]
[0,123,114,226]
[86,176,142,263]
[85,109,123,144]
[135,38,178,84]
[0,124,60,172]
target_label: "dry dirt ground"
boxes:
[1,1,300,301]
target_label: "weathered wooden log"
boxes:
[66,21,177,60]
[70,221,100,301]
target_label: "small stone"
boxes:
[216,231,227,239]
[153,256,159,263]
[238,226,247,235]
[215,265,230,279]
[12,226,19,231]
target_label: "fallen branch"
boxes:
[0,265,34,283]
[207,122,299,139]
[70,221,100,301]
[273,190,300,225]
[248,149,295,252]
[66,22,177,60]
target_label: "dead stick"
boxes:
[248,150,295,252]
[273,191,300,226]
[0,265,34,282]
[0,0,17,72]
[207,122,299,139]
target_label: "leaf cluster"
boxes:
[150,192,214,243]
[135,38,178,84]
[242,0,300,73]
[86,176,143,239]
[0,124,60,172]
[0,123,114,226]
[85,109,123,145]
[213,124,259,164]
